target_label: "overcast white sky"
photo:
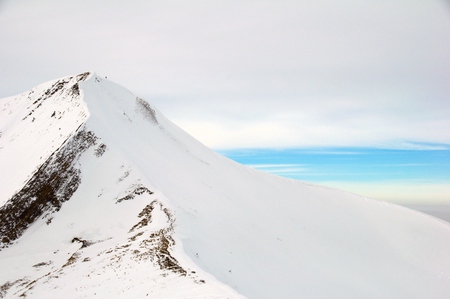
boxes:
[1,0,450,149]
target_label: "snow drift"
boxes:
[1,72,450,299]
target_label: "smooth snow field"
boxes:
[1,73,450,299]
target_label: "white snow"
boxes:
[0,75,89,206]
[1,73,450,298]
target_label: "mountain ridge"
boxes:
[1,72,450,298]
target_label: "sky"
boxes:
[219,148,450,206]
[1,0,450,204]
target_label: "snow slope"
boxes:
[0,73,90,206]
[1,73,450,299]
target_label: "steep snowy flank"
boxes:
[1,73,450,299]
[0,73,243,298]
[0,73,90,206]
[0,127,97,247]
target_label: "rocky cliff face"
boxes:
[0,72,93,248]
[0,127,98,248]
[0,72,91,206]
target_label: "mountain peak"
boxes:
[1,74,450,298]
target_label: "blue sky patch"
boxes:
[219,146,450,204]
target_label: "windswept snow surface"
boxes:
[0,73,90,206]
[1,73,450,298]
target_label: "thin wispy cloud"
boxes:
[248,163,306,169]
[247,163,309,176]
[378,163,429,167]
[394,142,450,151]
[299,150,363,156]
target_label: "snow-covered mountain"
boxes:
[1,72,450,299]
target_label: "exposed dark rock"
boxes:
[71,237,93,249]
[0,127,98,249]
[129,201,157,232]
[135,97,158,124]
[94,143,106,157]
[116,185,153,204]
[70,83,80,96]
[22,72,90,121]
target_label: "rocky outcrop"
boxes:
[0,127,98,249]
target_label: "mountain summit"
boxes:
[1,72,449,299]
